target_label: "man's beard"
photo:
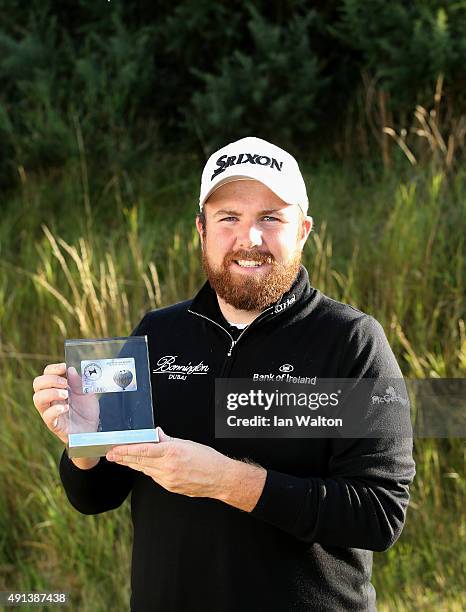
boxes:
[201,239,302,311]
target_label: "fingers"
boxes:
[42,402,69,435]
[32,363,69,443]
[33,363,68,414]
[44,362,66,376]
[157,427,173,442]
[33,387,68,415]
[67,366,84,393]
[108,442,167,460]
[33,374,68,393]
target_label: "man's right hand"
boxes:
[33,362,100,469]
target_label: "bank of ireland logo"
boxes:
[83,363,102,380]
[252,363,313,383]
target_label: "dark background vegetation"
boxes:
[0,0,464,188]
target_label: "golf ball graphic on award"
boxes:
[113,369,133,390]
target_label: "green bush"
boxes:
[0,4,157,186]
[0,0,464,184]
[335,0,466,111]
[189,6,327,154]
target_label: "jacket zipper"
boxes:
[187,306,274,358]
[187,307,273,431]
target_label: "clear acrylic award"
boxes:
[64,336,158,458]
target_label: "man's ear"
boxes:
[299,215,313,248]
[195,215,205,248]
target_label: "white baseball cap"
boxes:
[199,136,309,215]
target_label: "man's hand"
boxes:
[32,362,100,470]
[106,428,267,512]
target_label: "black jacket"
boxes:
[60,266,415,611]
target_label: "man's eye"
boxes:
[262,216,279,222]
[220,217,238,222]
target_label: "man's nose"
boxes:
[236,225,263,249]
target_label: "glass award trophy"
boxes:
[64,336,158,458]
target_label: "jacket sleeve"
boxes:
[59,451,136,515]
[251,315,416,552]
[59,315,149,515]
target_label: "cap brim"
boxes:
[201,176,260,205]
[200,173,301,212]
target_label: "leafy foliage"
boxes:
[335,0,466,110]
[0,0,464,185]
[190,6,326,154]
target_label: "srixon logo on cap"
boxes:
[211,153,283,180]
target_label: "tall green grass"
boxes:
[0,155,464,610]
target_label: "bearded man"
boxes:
[33,137,415,612]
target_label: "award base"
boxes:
[67,428,159,458]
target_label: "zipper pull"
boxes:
[227,340,236,357]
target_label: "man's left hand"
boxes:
[106,428,267,511]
